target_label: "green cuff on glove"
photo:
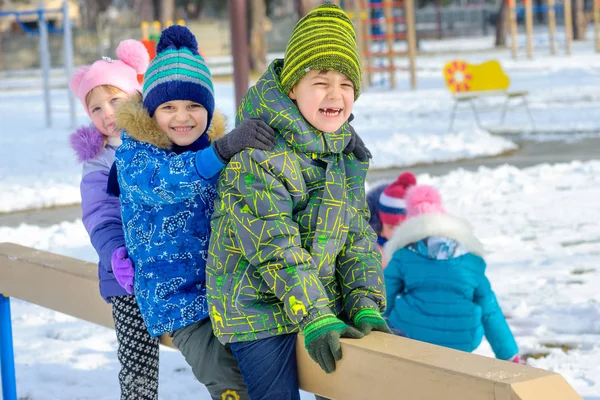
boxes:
[304,315,349,346]
[302,314,364,373]
[353,308,393,335]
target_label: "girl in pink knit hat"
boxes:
[382,185,524,364]
[67,40,161,399]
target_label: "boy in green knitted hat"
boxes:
[206,4,390,399]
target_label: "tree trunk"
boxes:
[161,0,175,26]
[0,31,4,71]
[495,0,508,47]
[249,0,267,73]
[573,0,585,39]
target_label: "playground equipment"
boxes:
[0,2,76,128]
[506,0,596,58]
[444,59,534,130]
[337,0,418,90]
[0,243,584,400]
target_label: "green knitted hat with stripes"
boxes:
[280,3,361,99]
[142,25,214,129]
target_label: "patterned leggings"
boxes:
[111,295,160,400]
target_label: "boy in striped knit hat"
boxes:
[113,25,277,400]
[206,4,390,399]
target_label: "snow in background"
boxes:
[1,30,600,399]
[2,160,600,398]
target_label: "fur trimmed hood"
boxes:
[115,95,226,149]
[383,213,485,261]
[69,125,106,163]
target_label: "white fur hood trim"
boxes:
[383,213,485,261]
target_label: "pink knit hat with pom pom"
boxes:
[69,39,150,115]
[405,185,446,218]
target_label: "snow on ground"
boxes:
[1,160,600,398]
[2,32,600,213]
[1,30,600,398]
[0,80,514,213]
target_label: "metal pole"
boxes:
[228,0,249,108]
[63,1,76,128]
[0,294,17,400]
[39,9,52,128]
[436,0,443,39]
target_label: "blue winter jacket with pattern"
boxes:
[114,96,226,337]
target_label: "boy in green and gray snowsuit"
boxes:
[206,4,391,399]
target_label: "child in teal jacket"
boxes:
[383,185,522,362]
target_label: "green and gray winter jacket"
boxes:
[206,59,385,343]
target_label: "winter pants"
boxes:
[111,295,160,400]
[230,328,408,400]
[230,333,301,400]
[172,318,249,400]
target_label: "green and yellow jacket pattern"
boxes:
[206,59,385,343]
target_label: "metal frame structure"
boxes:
[0,2,76,128]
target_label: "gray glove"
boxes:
[344,114,372,162]
[213,118,276,162]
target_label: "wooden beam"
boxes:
[548,0,557,54]
[509,0,519,59]
[0,243,584,400]
[594,0,600,52]
[404,0,417,89]
[564,0,573,55]
[525,0,534,58]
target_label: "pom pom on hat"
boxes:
[405,185,446,218]
[396,172,417,188]
[378,172,417,226]
[116,39,150,74]
[155,25,199,54]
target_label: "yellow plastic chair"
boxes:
[443,60,534,131]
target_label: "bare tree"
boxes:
[573,0,585,39]
[494,0,508,47]
[161,0,175,25]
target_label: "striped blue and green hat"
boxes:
[142,25,214,129]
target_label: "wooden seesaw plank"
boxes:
[0,242,583,400]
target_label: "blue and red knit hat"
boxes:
[378,172,417,226]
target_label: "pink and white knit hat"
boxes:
[405,185,446,218]
[69,39,150,116]
[378,172,417,226]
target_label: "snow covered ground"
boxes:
[2,160,600,399]
[1,30,600,399]
[2,33,600,213]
